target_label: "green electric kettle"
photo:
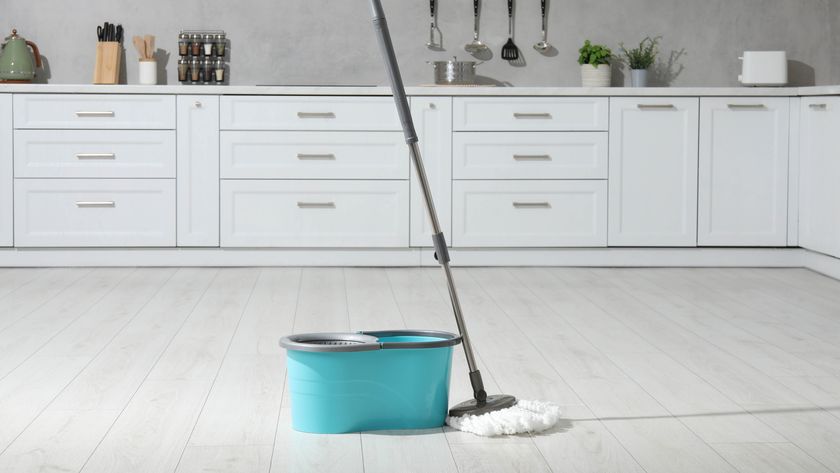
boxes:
[0,29,42,82]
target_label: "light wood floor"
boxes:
[0,267,839,473]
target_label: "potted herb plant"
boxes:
[578,40,612,87]
[620,36,660,87]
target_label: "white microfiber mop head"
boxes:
[445,399,562,436]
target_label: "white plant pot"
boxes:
[630,69,649,87]
[580,64,611,87]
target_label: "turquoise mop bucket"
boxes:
[279,330,461,433]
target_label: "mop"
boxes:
[368,0,562,436]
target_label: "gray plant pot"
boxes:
[630,69,649,87]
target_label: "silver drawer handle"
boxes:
[809,103,828,110]
[75,111,115,118]
[297,202,336,209]
[513,113,552,119]
[637,104,675,110]
[727,104,765,110]
[513,154,552,161]
[297,112,336,119]
[297,153,336,160]
[76,153,116,160]
[513,201,551,208]
[76,201,116,208]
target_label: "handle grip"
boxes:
[474,0,480,15]
[541,0,546,16]
[508,0,513,17]
[430,0,435,17]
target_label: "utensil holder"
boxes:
[138,59,157,85]
[93,42,121,84]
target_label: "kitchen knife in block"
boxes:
[93,42,121,84]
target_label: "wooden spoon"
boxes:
[144,35,155,60]
[132,36,146,60]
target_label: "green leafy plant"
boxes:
[578,40,612,67]
[620,36,661,70]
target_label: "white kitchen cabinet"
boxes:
[14,129,176,178]
[608,98,699,246]
[410,97,452,247]
[698,97,789,246]
[220,130,408,180]
[452,180,607,247]
[0,94,11,247]
[177,96,220,247]
[799,97,840,258]
[453,131,608,180]
[13,94,174,130]
[220,180,409,248]
[453,97,609,131]
[14,179,175,247]
[220,96,401,131]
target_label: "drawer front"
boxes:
[454,97,608,131]
[14,179,175,247]
[221,180,408,247]
[14,94,175,130]
[453,132,608,179]
[452,180,607,247]
[220,96,401,131]
[220,131,408,179]
[14,130,176,178]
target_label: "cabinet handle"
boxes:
[727,104,765,110]
[75,111,115,118]
[194,101,202,108]
[297,112,336,119]
[513,112,552,119]
[297,153,336,160]
[513,201,551,208]
[297,202,336,209]
[513,154,552,161]
[76,153,116,160]
[809,103,828,110]
[76,201,116,208]
[637,104,675,110]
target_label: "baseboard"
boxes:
[801,249,840,280]
[0,246,824,270]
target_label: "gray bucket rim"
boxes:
[279,329,462,352]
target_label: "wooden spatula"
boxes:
[144,35,155,60]
[132,36,146,60]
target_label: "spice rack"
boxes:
[177,29,227,85]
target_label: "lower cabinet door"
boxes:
[220,180,409,247]
[1,94,11,246]
[452,180,607,247]
[14,179,175,247]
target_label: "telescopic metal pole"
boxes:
[368,0,488,404]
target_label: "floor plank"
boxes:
[711,442,831,473]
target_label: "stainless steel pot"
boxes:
[429,57,481,85]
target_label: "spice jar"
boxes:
[178,33,189,57]
[214,59,225,83]
[178,58,189,82]
[215,33,226,57]
[190,33,202,56]
[190,58,201,83]
[203,60,214,84]
[203,34,214,57]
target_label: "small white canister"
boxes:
[138,60,157,85]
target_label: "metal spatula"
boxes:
[501,0,519,61]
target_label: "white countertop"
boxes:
[1,84,839,96]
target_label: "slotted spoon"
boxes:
[501,0,519,60]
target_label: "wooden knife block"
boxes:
[93,42,121,84]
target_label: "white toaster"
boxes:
[738,51,788,86]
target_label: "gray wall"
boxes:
[2,0,834,87]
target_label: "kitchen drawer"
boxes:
[220,180,408,247]
[453,97,608,131]
[220,131,408,179]
[220,96,401,131]
[14,179,175,247]
[14,130,176,178]
[453,132,608,179]
[452,180,607,247]
[13,94,175,130]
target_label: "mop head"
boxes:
[445,400,562,436]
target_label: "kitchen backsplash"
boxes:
[1,0,832,87]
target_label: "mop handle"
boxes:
[369,0,488,402]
